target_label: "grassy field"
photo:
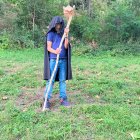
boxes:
[0,47,140,140]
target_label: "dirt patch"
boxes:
[15,87,44,110]
[15,87,106,112]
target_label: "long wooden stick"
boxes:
[42,9,74,111]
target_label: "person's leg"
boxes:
[59,59,67,100]
[44,59,58,100]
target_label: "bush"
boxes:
[100,2,140,44]
[71,15,101,42]
[72,41,140,57]
[0,31,11,49]
[13,0,67,48]
[71,0,140,46]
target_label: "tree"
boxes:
[14,0,66,47]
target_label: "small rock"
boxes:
[23,108,28,112]
[2,96,8,100]
[95,95,100,99]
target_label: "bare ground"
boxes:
[15,87,106,113]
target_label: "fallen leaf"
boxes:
[95,95,100,99]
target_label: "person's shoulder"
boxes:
[46,32,52,38]
[48,31,53,35]
[48,31,56,37]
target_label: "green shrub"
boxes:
[0,31,11,49]
[71,15,101,42]
[72,41,140,57]
[101,3,140,44]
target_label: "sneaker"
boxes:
[60,98,70,107]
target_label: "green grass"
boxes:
[0,47,140,140]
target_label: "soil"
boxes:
[15,87,106,113]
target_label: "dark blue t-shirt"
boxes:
[47,31,67,58]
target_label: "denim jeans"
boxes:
[44,58,67,100]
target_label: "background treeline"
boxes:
[0,0,140,55]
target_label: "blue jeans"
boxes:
[44,58,67,100]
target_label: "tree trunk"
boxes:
[32,2,35,47]
[88,0,92,17]
[81,0,85,10]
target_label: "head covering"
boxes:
[47,16,65,35]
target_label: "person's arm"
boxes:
[47,32,61,54]
[47,41,61,54]
[64,37,69,49]
[64,28,70,49]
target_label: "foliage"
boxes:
[71,0,140,45]
[0,31,11,49]
[101,1,140,44]
[0,0,140,55]
[71,15,101,42]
